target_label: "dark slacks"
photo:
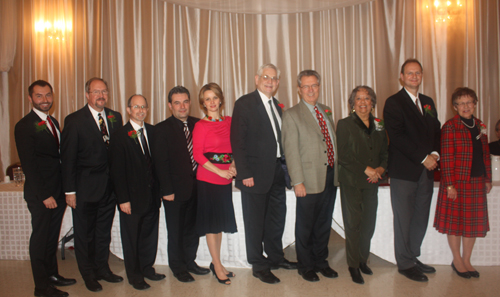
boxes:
[295,166,336,273]
[26,198,66,290]
[390,169,434,270]
[163,189,199,274]
[119,203,159,284]
[340,183,378,268]
[72,192,116,280]
[241,159,286,272]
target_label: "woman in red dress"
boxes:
[192,83,237,285]
[434,87,492,279]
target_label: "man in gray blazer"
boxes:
[282,70,339,282]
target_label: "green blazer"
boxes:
[337,112,388,189]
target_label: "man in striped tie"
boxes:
[153,86,210,283]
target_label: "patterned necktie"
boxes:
[416,97,423,115]
[98,113,110,147]
[138,128,154,185]
[268,99,283,156]
[46,116,59,147]
[183,122,197,171]
[314,106,334,167]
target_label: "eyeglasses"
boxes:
[300,84,320,90]
[454,101,475,107]
[130,105,148,110]
[89,90,109,96]
[261,75,279,82]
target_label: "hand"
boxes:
[423,154,438,171]
[364,166,381,183]
[43,197,57,209]
[447,186,457,200]
[294,183,307,197]
[119,202,132,215]
[243,177,254,187]
[163,194,175,201]
[229,163,237,177]
[486,182,492,194]
[217,169,234,180]
[66,194,77,209]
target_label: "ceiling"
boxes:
[163,0,373,14]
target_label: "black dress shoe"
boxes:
[173,271,195,282]
[315,266,338,278]
[252,269,280,284]
[468,270,480,278]
[132,281,151,290]
[34,286,69,297]
[415,259,436,273]
[48,275,77,286]
[271,259,298,270]
[348,267,365,284]
[398,266,428,282]
[187,263,210,275]
[144,272,166,281]
[209,263,231,285]
[451,262,471,279]
[299,270,320,282]
[359,263,373,275]
[84,279,103,292]
[96,272,124,283]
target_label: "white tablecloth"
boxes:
[332,181,500,266]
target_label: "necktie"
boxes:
[183,122,197,171]
[268,99,283,156]
[314,106,334,167]
[98,113,110,147]
[416,97,423,115]
[138,128,154,185]
[46,116,59,147]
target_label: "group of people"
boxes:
[14,59,494,297]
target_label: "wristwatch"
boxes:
[447,185,454,190]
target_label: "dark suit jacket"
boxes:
[110,122,160,215]
[14,110,63,202]
[153,116,199,201]
[383,88,441,181]
[489,140,500,156]
[231,89,284,194]
[61,105,123,202]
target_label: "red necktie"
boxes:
[314,107,334,167]
[46,116,59,147]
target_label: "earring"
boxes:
[352,109,356,113]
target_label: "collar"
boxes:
[403,87,419,104]
[257,89,273,104]
[33,108,49,121]
[88,104,106,119]
[129,120,144,131]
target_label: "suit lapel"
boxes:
[254,91,276,137]
[401,89,426,125]
[125,122,144,157]
[298,101,323,138]
[84,105,107,145]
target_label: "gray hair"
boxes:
[256,63,280,78]
[127,94,148,107]
[85,77,108,93]
[297,70,321,87]
[348,86,377,111]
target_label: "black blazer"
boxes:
[109,122,160,215]
[61,105,123,202]
[231,89,283,194]
[14,110,63,202]
[153,115,199,201]
[383,88,441,181]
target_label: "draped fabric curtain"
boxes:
[1,0,499,176]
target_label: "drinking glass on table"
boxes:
[13,167,23,186]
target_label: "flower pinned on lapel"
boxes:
[275,100,285,110]
[374,118,385,131]
[477,122,487,140]
[107,112,117,128]
[423,104,436,117]
[324,109,332,116]
[128,130,138,144]
[35,121,49,133]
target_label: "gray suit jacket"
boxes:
[282,100,339,194]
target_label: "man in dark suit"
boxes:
[489,119,500,155]
[153,86,210,283]
[109,94,164,290]
[282,70,338,282]
[61,77,124,292]
[231,64,297,284]
[383,59,441,282]
[15,80,76,297]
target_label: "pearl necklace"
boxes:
[461,119,475,129]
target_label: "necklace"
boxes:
[461,119,475,129]
[206,115,224,122]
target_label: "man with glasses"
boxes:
[282,70,338,282]
[109,95,164,290]
[231,64,297,284]
[61,77,123,292]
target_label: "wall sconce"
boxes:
[426,0,463,23]
[34,19,72,41]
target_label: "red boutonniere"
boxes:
[35,120,49,133]
[107,112,117,128]
[324,109,332,116]
[275,100,285,109]
[423,104,436,117]
[374,118,384,131]
[477,122,487,140]
[128,130,138,144]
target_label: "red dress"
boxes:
[434,115,492,237]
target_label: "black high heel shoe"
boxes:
[210,263,231,285]
[451,262,471,279]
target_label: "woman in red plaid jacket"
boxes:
[434,87,492,279]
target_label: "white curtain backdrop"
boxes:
[1,0,499,176]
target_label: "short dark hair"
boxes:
[451,87,478,106]
[168,86,190,103]
[348,85,377,111]
[401,59,423,74]
[28,80,53,98]
[297,70,321,87]
[127,94,148,107]
[85,77,108,93]
[198,83,224,114]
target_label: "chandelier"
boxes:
[426,0,464,23]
